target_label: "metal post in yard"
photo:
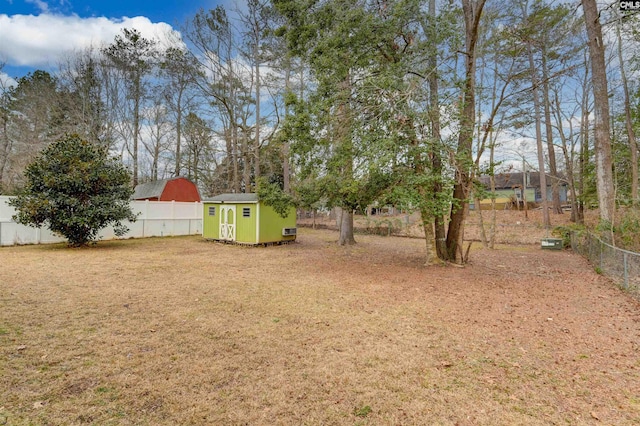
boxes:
[623,252,629,289]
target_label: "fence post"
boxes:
[623,252,629,290]
[600,240,604,271]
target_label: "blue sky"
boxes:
[0,0,227,84]
[2,0,211,23]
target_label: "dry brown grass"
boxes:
[1,229,640,425]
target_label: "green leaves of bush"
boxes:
[9,134,137,247]
[256,177,296,218]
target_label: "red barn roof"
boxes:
[132,177,201,202]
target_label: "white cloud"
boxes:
[26,0,49,13]
[0,13,182,68]
[1,71,18,89]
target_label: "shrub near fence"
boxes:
[571,230,640,297]
[0,196,203,246]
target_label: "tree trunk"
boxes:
[446,0,486,262]
[283,67,292,193]
[254,48,261,187]
[338,208,356,246]
[336,71,356,245]
[132,76,140,187]
[475,197,488,248]
[616,13,639,206]
[0,116,11,191]
[582,0,615,226]
[541,48,562,214]
[578,104,588,224]
[427,0,447,261]
[232,119,240,193]
[523,2,550,229]
[242,124,251,192]
[420,207,435,265]
[576,53,590,224]
[175,92,183,177]
[152,144,159,181]
[553,91,580,225]
[489,133,497,249]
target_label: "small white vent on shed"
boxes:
[282,227,297,236]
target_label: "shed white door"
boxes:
[219,205,236,241]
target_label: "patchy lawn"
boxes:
[1,229,639,425]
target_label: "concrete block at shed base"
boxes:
[541,238,563,250]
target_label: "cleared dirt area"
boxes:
[1,228,639,425]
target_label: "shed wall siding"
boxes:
[202,203,219,239]
[235,203,257,243]
[259,205,296,243]
[202,201,295,244]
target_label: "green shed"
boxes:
[202,193,297,245]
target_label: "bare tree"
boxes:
[185,7,255,192]
[183,112,212,185]
[102,28,159,187]
[58,47,114,151]
[0,62,12,193]
[159,43,201,178]
[142,97,172,181]
[238,0,277,187]
[0,71,62,191]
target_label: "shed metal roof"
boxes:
[205,193,259,203]
[132,178,171,200]
[478,172,567,190]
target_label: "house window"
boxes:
[242,207,251,218]
[208,206,216,216]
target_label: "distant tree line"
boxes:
[1,0,639,261]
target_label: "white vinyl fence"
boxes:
[0,196,203,246]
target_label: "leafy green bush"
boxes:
[9,134,137,247]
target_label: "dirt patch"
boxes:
[1,229,639,425]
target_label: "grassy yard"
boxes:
[1,229,639,425]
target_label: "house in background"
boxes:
[472,172,568,210]
[202,193,296,245]
[132,177,201,202]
